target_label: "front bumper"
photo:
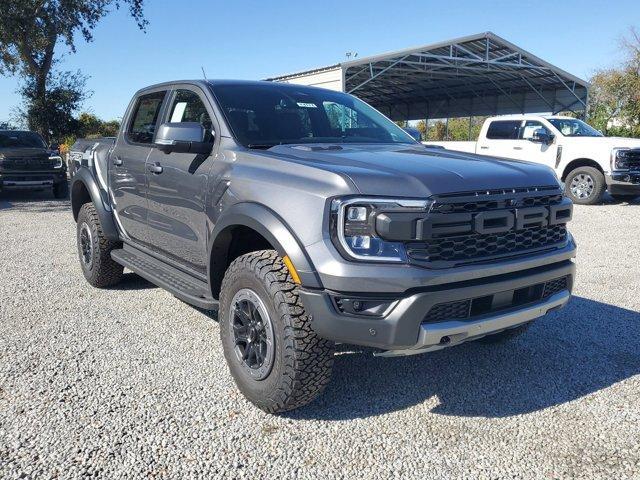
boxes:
[606,172,640,195]
[0,171,67,190]
[300,260,575,353]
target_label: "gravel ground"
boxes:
[1,189,639,479]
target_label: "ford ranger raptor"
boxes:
[70,80,576,413]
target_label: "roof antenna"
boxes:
[201,66,208,80]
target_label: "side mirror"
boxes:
[530,129,554,145]
[155,122,214,154]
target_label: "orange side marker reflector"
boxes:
[283,255,301,285]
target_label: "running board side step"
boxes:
[111,246,218,310]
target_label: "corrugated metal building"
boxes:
[266,32,589,121]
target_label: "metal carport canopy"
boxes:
[267,32,589,121]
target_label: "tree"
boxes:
[587,27,640,136]
[76,112,120,138]
[0,0,146,140]
[16,69,87,141]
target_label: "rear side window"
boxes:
[127,91,166,144]
[486,120,521,140]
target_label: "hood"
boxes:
[559,136,640,149]
[0,147,51,158]
[602,137,640,149]
[262,144,560,197]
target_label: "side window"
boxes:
[127,91,167,144]
[486,120,521,140]
[520,120,549,140]
[168,90,213,140]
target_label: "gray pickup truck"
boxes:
[70,80,576,413]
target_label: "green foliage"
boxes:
[587,28,640,137]
[419,117,488,141]
[17,70,88,142]
[77,112,120,138]
[0,0,146,141]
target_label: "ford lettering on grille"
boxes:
[374,188,573,267]
[418,202,573,239]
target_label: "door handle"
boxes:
[147,162,163,174]
[480,146,489,150]
[513,146,523,150]
[113,157,123,166]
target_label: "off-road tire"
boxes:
[611,194,639,203]
[477,322,532,344]
[76,203,123,288]
[564,167,605,205]
[219,250,335,413]
[53,180,69,199]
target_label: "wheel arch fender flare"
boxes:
[209,202,322,289]
[560,158,604,181]
[71,168,119,241]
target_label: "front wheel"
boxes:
[76,203,123,288]
[564,167,605,205]
[219,250,335,413]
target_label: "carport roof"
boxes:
[267,32,590,121]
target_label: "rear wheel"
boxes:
[219,250,335,413]
[76,203,123,287]
[564,167,605,205]
[477,322,531,344]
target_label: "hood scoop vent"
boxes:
[291,145,343,152]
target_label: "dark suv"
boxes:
[0,130,68,198]
[70,80,576,413]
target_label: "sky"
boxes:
[1,0,639,122]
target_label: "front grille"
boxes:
[403,186,570,267]
[431,193,563,214]
[407,224,567,263]
[423,275,569,324]
[1,156,56,170]
[625,149,640,170]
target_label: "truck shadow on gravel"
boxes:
[288,296,640,420]
[0,189,70,213]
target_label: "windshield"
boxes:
[547,118,602,137]
[211,83,416,148]
[0,131,47,149]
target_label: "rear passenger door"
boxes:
[145,86,218,274]
[110,89,168,244]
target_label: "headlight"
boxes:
[611,148,630,171]
[49,155,64,168]
[330,197,432,262]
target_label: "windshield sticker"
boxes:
[297,102,317,108]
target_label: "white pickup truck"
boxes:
[426,115,640,204]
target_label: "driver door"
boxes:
[145,86,218,274]
[508,120,558,168]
